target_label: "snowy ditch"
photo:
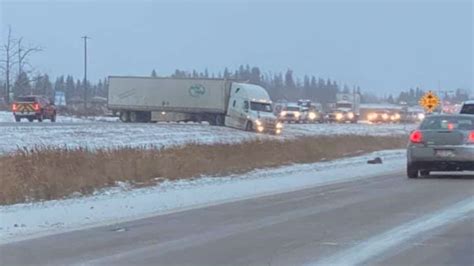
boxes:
[0,150,406,243]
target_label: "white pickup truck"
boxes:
[108,76,282,134]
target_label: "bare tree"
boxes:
[0,26,18,104]
[17,37,42,75]
[16,38,42,94]
[0,26,42,103]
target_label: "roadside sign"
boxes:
[418,91,440,113]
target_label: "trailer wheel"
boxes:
[120,111,130,122]
[15,116,21,122]
[215,115,224,126]
[130,112,139,123]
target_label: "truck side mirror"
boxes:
[243,101,249,113]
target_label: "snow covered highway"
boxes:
[0,111,415,154]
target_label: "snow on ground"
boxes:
[0,150,405,243]
[0,111,119,123]
[0,110,416,154]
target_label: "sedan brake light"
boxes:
[410,130,423,143]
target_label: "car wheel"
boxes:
[420,170,430,176]
[407,165,419,178]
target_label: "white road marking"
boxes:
[311,197,474,266]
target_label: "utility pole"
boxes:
[82,36,90,109]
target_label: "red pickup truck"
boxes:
[12,95,57,122]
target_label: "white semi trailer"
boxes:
[108,76,282,134]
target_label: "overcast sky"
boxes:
[1,0,472,94]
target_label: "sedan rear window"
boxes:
[421,116,474,130]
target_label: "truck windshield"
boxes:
[251,102,273,112]
[336,103,352,108]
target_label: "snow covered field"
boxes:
[0,150,405,243]
[0,111,415,154]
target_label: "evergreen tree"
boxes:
[284,69,295,89]
[13,72,31,97]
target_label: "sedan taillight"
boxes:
[410,130,423,144]
[469,131,474,143]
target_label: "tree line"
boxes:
[168,65,361,104]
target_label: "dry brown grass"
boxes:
[0,135,407,205]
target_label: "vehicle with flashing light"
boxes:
[407,114,474,178]
[12,95,57,122]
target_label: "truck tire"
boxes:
[51,112,56,122]
[215,115,224,126]
[28,117,34,122]
[245,121,253,132]
[120,111,130,123]
[15,116,21,122]
[37,113,43,122]
[130,112,139,123]
[208,115,218,126]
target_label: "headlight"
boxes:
[381,113,389,120]
[257,126,264,132]
[276,122,283,129]
[255,119,262,126]
[417,113,425,120]
[294,111,301,117]
[276,129,281,134]
[335,113,343,120]
[280,111,287,116]
[368,113,377,120]
[391,113,400,120]
[347,112,354,119]
[308,112,317,120]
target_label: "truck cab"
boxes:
[225,83,282,134]
[328,93,361,123]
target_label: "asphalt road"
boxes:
[1,172,473,266]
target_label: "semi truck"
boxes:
[107,76,282,134]
[327,93,361,123]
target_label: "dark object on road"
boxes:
[367,157,383,164]
[407,114,474,178]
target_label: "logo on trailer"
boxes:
[189,84,206,97]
